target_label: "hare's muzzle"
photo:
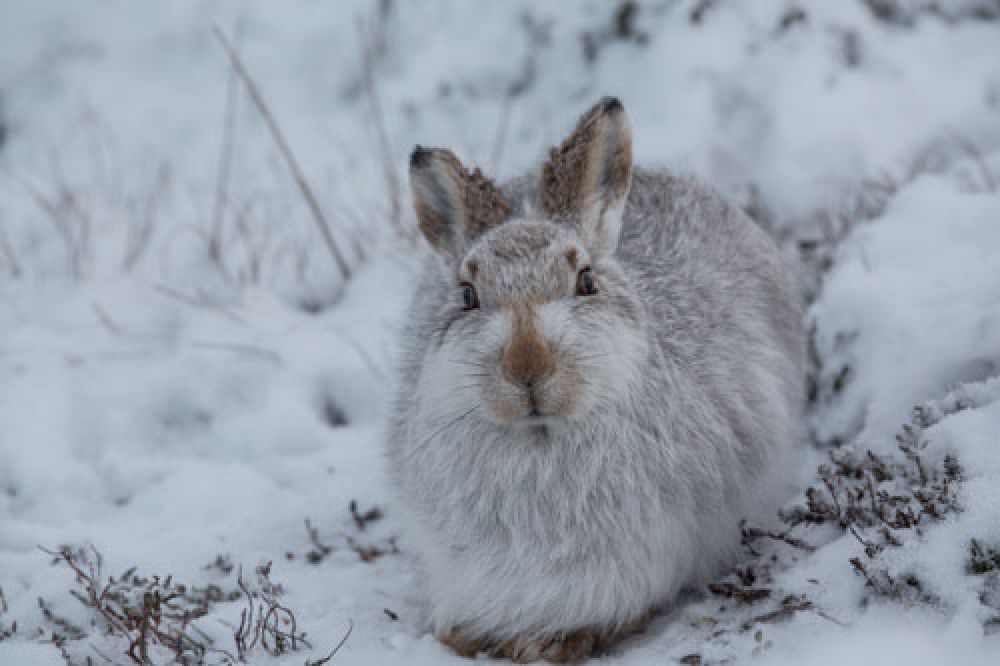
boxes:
[489,306,571,425]
[501,309,555,393]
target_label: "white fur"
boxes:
[389,142,805,647]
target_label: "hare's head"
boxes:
[410,98,647,431]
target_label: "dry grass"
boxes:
[356,11,403,232]
[32,543,358,664]
[0,586,15,644]
[39,544,235,663]
[301,501,398,566]
[697,383,976,651]
[209,21,244,278]
[212,26,352,282]
[232,561,309,660]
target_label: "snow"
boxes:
[1,1,1000,664]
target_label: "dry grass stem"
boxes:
[355,15,402,230]
[490,95,514,177]
[209,21,244,280]
[212,26,351,281]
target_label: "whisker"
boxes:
[426,404,480,442]
[450,359,489,369]
[577,352,616,361]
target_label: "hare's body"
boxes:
[388,100,804,661]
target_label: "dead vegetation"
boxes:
[302,500,398,566]
[748,132,1000,312]
[968,539,1000,575]
[233,561,309,660]
[0,586,16,643]
[1,12,405,291]
[355,8,403,232]
[39,544,237,663]
[581,1,648,65]
[792,401,960,603]
[212,26,351,282]
[699,385,974,648]
[863,0,1000,25]
[33,543,356,664]
[24,498,390,662]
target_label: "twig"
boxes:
[745,598,814,626]
[815,609,849,627]
[124,161,170,270]
[949,130,998,193]
[490,95,514,177]
[307,620,353,666]
[210,22,244,277]
[707,582,771,603]
[304,519,333,564]
[741,524,816,553]
[349,499,384,531]
[234,562,310,659]
[149,282,247,326]
[189,340,281,364]
[355,15,401,229]
[212,26,351,280]
[332,329,387,380]
[91,303,123,336]
[16,174,86,279]
[0,217,21,277]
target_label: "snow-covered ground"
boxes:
[1,1,1000,663]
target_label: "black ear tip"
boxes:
[410,145,433,169]
[600,97,624,114]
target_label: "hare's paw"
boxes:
[488,629,598,663]
[437,626,489,659]
[438,607,656,662]
[439,626,598,663]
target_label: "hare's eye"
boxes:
[576,267,597,296]
[461,282,479,310]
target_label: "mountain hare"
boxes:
[388,98,804,661]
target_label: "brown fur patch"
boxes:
[502,307,555,390]
[464,258,479,281]
[438,611,656,663]
[491,629,598,663]
[410,148,510,256]
[438,627,485,659]
[538,97,632,222]
[564,247,579,270]
[414,198,449,251]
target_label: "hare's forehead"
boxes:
[464,219,584,273]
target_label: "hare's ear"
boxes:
[538,97,632,256]
[409,146,510,261]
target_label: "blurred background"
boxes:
[1,1,1000,664]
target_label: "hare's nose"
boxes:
[502,326,555,391]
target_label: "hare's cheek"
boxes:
[481,383,531,422]
[534,302,587,415]
[585,320,647,400]
[535,301,575,347]
[419,311,510,415]
[538,300,647,411]
[416,340,489,414]
[545,358,586,417]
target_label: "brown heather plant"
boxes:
[35,544,356,665]
[304,500,397,566]
[40,544,236,664]
[0,586,16,643]
[695,377,979,652]
[233,561,309,660]
[27,500,390,663]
